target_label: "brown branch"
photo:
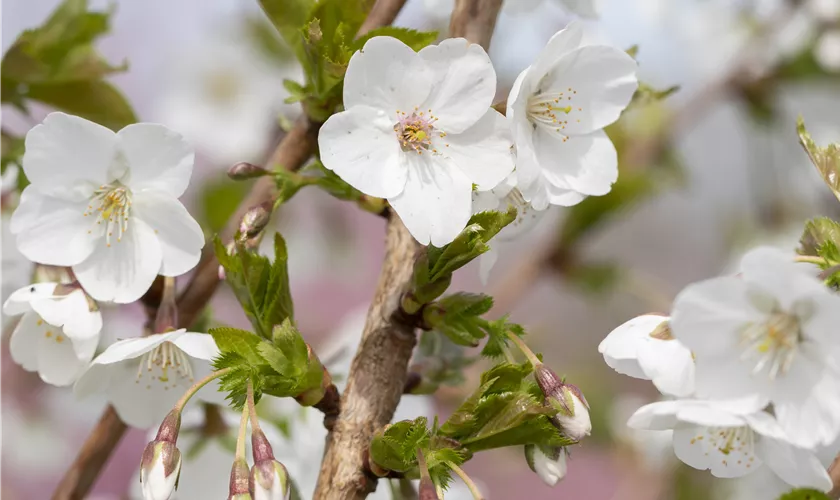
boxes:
[51,407,126,500]
[313,2,504,498]
[50,2,410,498]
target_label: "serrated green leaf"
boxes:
[209,327,266,366]
[798,117,840,202]
[481,319,525,359]
[799,217,840,260]
[777,489,831,500]
[424,293,493,347]
[353,27,438,51]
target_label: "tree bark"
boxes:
[312,1,503,498]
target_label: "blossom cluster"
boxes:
[318,21,638,248]
[599,246,840,491]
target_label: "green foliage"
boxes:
[480,318,525,359]
[777,489,831,500]
[1,0,136,131]
[564,262,623,296]
[214,233,294,339]
[439,363,572,453]
[298,161,387,213]
[798,117,840,203]
[423,293,493,347]
[408,331,477,394]
[352,27,439,51]
[1,132,26,189]
[799,217,840,287]
[210,322,324,409]
[631,82,679,105]
[257,0,313,54]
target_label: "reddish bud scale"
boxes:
[251,430,275,463]
[228,162,269,180]
[229,458,251,496]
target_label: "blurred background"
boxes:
[3,0,840,498]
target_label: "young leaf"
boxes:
[799,217,840,259]
[215,232,295,339]
[481,319,525,359]
[798,117,840,202]
[370,418,431,473]
[209,327,267,367]
[424,293,493,347]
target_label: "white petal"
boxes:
[626,400,681,431]
[110,363,182,429]
[637,338,695,397]
[22,112,117,194]
[318,106,406,198]
[802,291,840,347]
[673,423,756,478]
[73,363,111,400]
[9,312,42,371]
[170,332,220,361]
[30,289,101,340]
[36,333,87,386]
[675,403,750,428]
[521,179,587,210]
[118,123,195,198]
[3,283,56,316]
[758,435,833,490]
[132,192,204,276]
[387,154,472,246]
[740,246,828,311]
[73,219,163,303]
[532,129,618,196]
[343,36,433,112]
[11,186,98,266]
[530,22,586,81]
[443,110,515,190]
[471,189,503,214]
[536,45,637,135]
[602,355,646,379]
[773,364,840,449]
[598,314,668,360]
[88,330,185,366]
[418,38,496,134]
[557,0,600,18]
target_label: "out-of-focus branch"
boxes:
[51,3,410,499]
[312,2,504,498]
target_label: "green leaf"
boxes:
[481,318,525,359]
[214,232,294,339]
[631,82,679,105]
[257,0,313,54]
[798,117,840,202]
[283,78,308,104]
[777,489,831,500]
[799,217,840,259]
[370,418,431,473]
[352,27,438,51]
[25,80,136,131]
[424,293,493,347]
[210,327,266,366]
[409,330,477,394]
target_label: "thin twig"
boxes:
[312,2,504,498]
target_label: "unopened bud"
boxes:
[140,410,183,500]
[295,346,328,406]
[239,202,273,241]
[525,445,567,487]
[228,458,252,500]
[249,432,291,500]
[228,162,269,180]
[534,366,591,442]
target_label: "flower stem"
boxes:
[447,462,484,500]
[236,399,249,461]
[154,276,178,333]
[246,379,261,433]
[173,367,232,414]
[501,344,516,364]
[506,332,541,367]
[795,255,826,265]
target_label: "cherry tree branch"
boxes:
[50,3,408,499]
[313,2,504,498]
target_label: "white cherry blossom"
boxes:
[3,282,101,386]
[74,329,224,429]
[471,172,545,283]
[628,398,832,491]
[11,112,204,303]
[507,22,637,210]
[318,36,515,246]
[599,314,695,397]
[671,246,840,449]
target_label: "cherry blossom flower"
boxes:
[318,36,515,246]
[471,172,546,283]
[525,444,567,486]
[628,398,832,490]
[599,314,695,397]
[671,246,840,449]
[11,112,204,303]
[3,283,101,386]
[74,329,224,428]
[507,22,637,210]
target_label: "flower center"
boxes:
[740,311,801,380]
[526,86,583,140]
[691,426,757,469]
[84,183,133,247]
[394,108,445,155]
[135,341,194,390]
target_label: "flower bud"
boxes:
[239,202,273,241]
[524,445,567,487]
[535,365,591,442]
[229,457,252,500]
[228,162,269,180]
[249,429,291,500]
[140,410,183,500]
